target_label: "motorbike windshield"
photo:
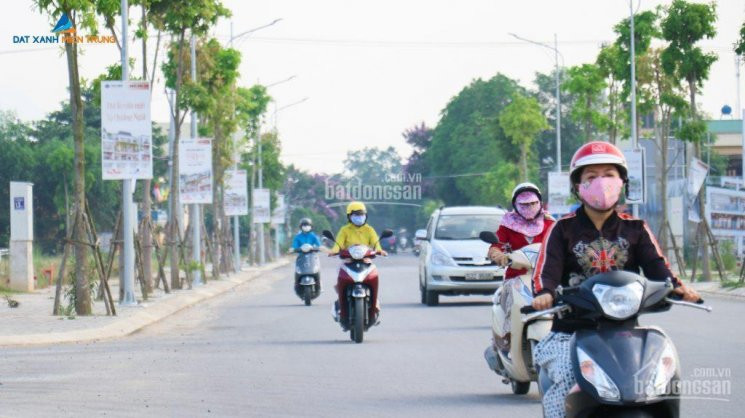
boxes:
[296,252,320,274]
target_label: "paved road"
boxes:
[0,254,742,417]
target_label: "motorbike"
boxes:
[291,243,321,306]
[523,271,712,417]
[322,229,393,343]
[479,232,551,395]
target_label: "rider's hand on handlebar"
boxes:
[488,247,509,266]
[378,250,388,257]
[532,293,554,310]
[672,283,700,303]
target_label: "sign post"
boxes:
[9,182,34,291]
[547,172,572,216]
[624,148,646,205]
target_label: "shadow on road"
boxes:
[377,391,541,407]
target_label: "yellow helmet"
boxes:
[346,201,367,214]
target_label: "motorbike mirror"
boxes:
[380,229,394,239]
[322,230,335,242]
[415,229,427,240]
[479,231,499,244]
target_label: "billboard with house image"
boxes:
[179,137,213,204]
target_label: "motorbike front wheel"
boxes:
[303,286,312,306]
[352,297,365,343]
[510,379,530,395]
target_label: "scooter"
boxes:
[322,229,393,343]
[523,271,712,417]
[291,243,321,306]
[479,232,552,395]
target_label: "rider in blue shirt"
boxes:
[293,218,321,249]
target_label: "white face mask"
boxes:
[301,225,311,233]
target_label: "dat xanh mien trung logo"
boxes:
[12,13,115,45]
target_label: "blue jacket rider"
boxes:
[293,218,321,249]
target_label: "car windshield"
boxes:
[435,214,502,240]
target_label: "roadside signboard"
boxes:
[253,188,271,223]
[271,194,286,225]
[224,170,248,216]
[548,171,572,215]
[101,80,153,179]
[624,148,646,204]
[179,137,213,204]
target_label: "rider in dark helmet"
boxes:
[292,217,321,250]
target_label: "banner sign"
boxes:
[253,188,271,223]
[271,194,286,225]
[624,148,646,204]
[179,137,213,204]
[547,172,572,215]
[224,169,248,216]
[101,81,153,180]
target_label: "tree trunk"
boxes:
[65,35,91,315]
[584,97,591,141]
[520,141,528,182]
[141,5,153,293]
[211,131,222,280]
[689,78,711,281]
[170,32,186,289]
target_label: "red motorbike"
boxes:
[322,229,393,343]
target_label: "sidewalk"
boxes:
[0,258,290,347]
[687,280,745,300]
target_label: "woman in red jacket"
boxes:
[487,182,555,351]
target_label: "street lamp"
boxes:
[226,18,282,271]
[509,33,564,173]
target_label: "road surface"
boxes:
[0,254,741,417]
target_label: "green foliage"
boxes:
[563,64,608,141]
[499,93,549,181]
[148,0,229,36]
[660,0,718,95]
[425,74,525,206]
[735,21,745,57]
[719,240,737,272]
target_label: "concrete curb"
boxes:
[0,258,290,347]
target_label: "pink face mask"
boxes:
[578,177,624,211]
[515,191,541,220]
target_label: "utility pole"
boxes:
[629,0,639,218]
[509,33,562,172]
[190,34,203,285]
[257,123,265,265]
[120,0,136,305]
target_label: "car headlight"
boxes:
[348,245,368,260]
[577,346,620,401]
[645,341,677,398]
[592,282,643,320]
[431,249,455,266]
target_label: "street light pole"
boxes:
[120,0,136,305]
[509,33,563,172]
[629,0,639,218]
[190,34,202,286]
[227,18,282,270]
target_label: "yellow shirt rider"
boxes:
[329,201,384,254]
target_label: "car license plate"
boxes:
[465,272,493,281]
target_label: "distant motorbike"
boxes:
[480,232,551,395]
[323,229,393,343]
[525,271,712,417]
[291,243,321,306]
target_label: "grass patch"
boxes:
[721,280,745,290]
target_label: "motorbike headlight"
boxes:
[300,243,312,253]
[577,346,620,401]
[645,341,677,398]
[592,282,644,320]
[431,249,455,266]
[348,245,368,260]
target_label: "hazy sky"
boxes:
[2,0,745,174]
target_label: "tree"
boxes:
[425,74,525,206]
[155,0,229,288]
[35,0,122,314]
[661,0,718,280]
[562,64,608,141]
[735,20,745,57]
[499,94,549,181]
[595,44,628,144]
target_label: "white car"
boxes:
[418,206,506,306]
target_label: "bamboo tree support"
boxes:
[200,219,218,281]
[134,236,149,301]
[150,219,171,293]
[83,202,116,315]
[52,207,116,316]
[690,223,701,281]
[666,220,687,282]
[702,218,726,281]
[99,210,122,302]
